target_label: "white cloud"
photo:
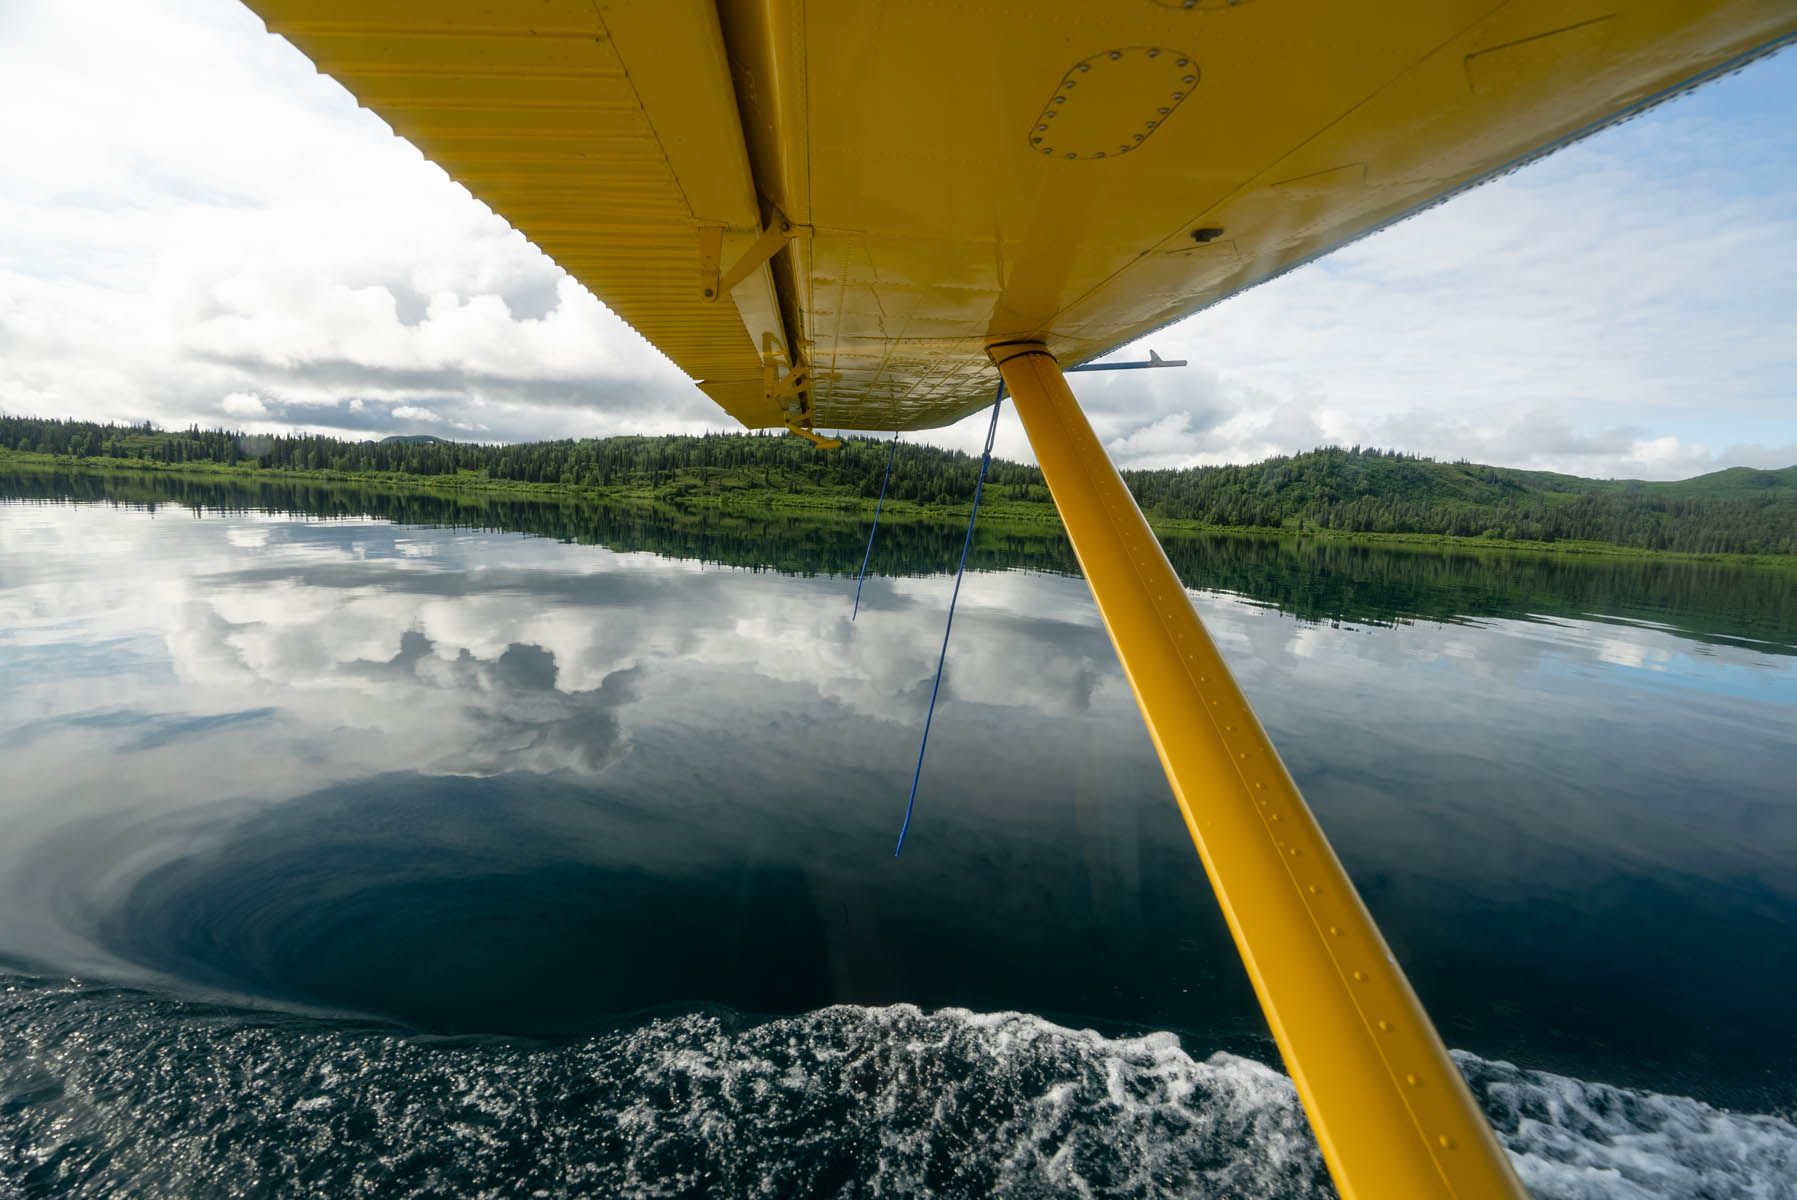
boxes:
[219,391,266,418]
[0,0,714,444]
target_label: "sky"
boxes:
[0,0,1792,481]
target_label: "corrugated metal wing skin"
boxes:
[250,0,786,428]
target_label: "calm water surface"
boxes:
[2,478,1795,1198]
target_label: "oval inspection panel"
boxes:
[1028,47,1199,161]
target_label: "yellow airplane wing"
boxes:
[251,0,1792,438]
[241,4,1796,1198]
[250,1,790,429]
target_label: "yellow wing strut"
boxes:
[991,341,1527,1200]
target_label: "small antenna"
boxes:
[1065,350,1187,373]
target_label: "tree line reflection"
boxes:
[7,466,1792,654]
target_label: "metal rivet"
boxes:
[1287,846,1300,855]
[1065,152,1077,159]
[1270,813,1282,822]
[1046,111,1057,118]
[1078,62,1091,72]
[1376,1019,1393,1032]
[1176,57,1189,67]
[1182,74,1197,84]
[1031,137,1042,144]
[1110,50,1123,60]
[1147,48,1160,58]
[1406,1073,1421,1086]
[1054,95,1066,104]
[1037,124,1048,132]
[1438,1135,1455,1149]
[1328,925,1342,936]
[1041,147,1053,154]
[1307,885,1321,894]
[1158,107,1171,115]
[1146,120,1158,128]
[1171,91,1184,100]
[1352,970,1367,981]
[1094,151,1106,158]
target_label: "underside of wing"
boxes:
[246,1,1797,435]
[250,0,793,430]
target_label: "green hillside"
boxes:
[1,415,1793,556]
[1638,465,1797,499]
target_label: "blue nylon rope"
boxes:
[894,383,1005,857]
[851,431,899,621]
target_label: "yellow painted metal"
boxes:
[993,340,1528,1200]
[780,0,1795,431]
[782,425,842,450]
[712,211,796,300]
[242,1,1797,434]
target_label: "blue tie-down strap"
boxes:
[895,382,1004,856]
[852,431,899,621]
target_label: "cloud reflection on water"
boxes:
[1,502,1794,1108]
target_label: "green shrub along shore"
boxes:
[2,415,1794,564]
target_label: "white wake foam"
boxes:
[1,976,1791,1198]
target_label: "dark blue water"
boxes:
[2,488,1795,1197]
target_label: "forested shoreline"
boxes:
[9,464,1794,647]
[2,414,1793,556]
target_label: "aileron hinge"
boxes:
[700,209,802,301]
[770,364,811,400]
[764,360,840,449]
[784,423,842,449]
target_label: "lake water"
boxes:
[2,474,1795,1198]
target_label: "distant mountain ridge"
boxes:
[1,415,1792,555]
